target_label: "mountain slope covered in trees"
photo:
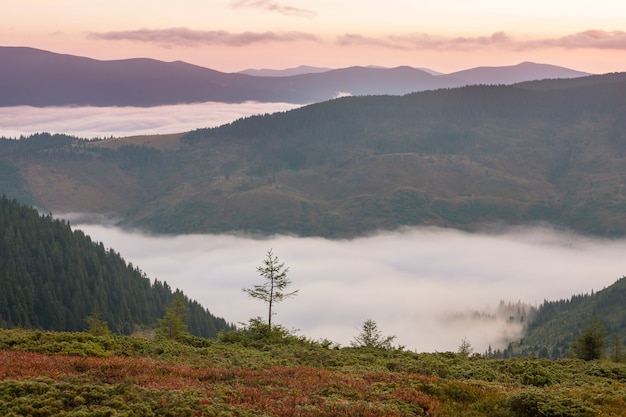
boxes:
[1,73,626,237]
[508,276,626,359]
[0,195,233,337]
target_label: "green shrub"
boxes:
[509,388,598,417]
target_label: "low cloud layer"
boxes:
[0,102,301,139]
[88,27,626,52]
[337,30,626,51]
[69,223,626,353]
[88,28,319,47]
[337,32,513,51]
[541,30,626,50]
[230,0,316,17]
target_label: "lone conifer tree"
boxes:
[351,319,396,349]
[458,337,474,357]
[243,249,297,333]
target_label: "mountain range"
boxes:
[1,72,625,238]
[0,46,590,107]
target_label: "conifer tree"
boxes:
[458,337,474,357]
[611,335,624,363]
[242,249,297,333]
[570,316,607,360]
[351,319,396,349]
[156,293,189,341]
[85,310,111,337]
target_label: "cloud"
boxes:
[88,27,318,47]
[536,30,626,50]
[337,31,513,51]
[88,27,626,52]
[0,102,301,139]
[67,223,626,353]
[336,30,626,51]
[333,91,353,99]
[230,0,316,17]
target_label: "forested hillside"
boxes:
[0,195,233,337]
[508,276,626,359]
[1,73,626,237]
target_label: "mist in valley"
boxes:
[8,101,626,352]
[0,102,301,138]
[68,220,626,353]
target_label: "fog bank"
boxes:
[0,102,301,138]
[71,223,626,353]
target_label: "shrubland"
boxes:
[1,327,625,416]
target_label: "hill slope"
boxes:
[1,74,626,237]
[509,276,626,359]
[0,195,233,336]
[0,46,589,106]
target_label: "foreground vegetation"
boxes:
[1,328,625,416]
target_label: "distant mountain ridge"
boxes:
[442,61,590,85]
[0,46,590,107]
[238,64,444,77]
[238,65,333,77]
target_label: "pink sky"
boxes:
[3,1,626,74]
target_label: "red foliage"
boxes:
[0,350,440,416]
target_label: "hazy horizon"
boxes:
[67,219,626,353]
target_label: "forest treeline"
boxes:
[0,195,233,337]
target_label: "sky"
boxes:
[68,220,626,353]
[3,0,626,74]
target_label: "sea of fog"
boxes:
[69,222,626,353]
[0,102,302,138]
[6,103,626,352]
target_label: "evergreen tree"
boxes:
[242,249,297,333]
[570,316,607,360]
[458,337,474,357]
[610,335,624,363]
[351,319,396,349]
[156,293,189,341]
[85,310,111,337]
